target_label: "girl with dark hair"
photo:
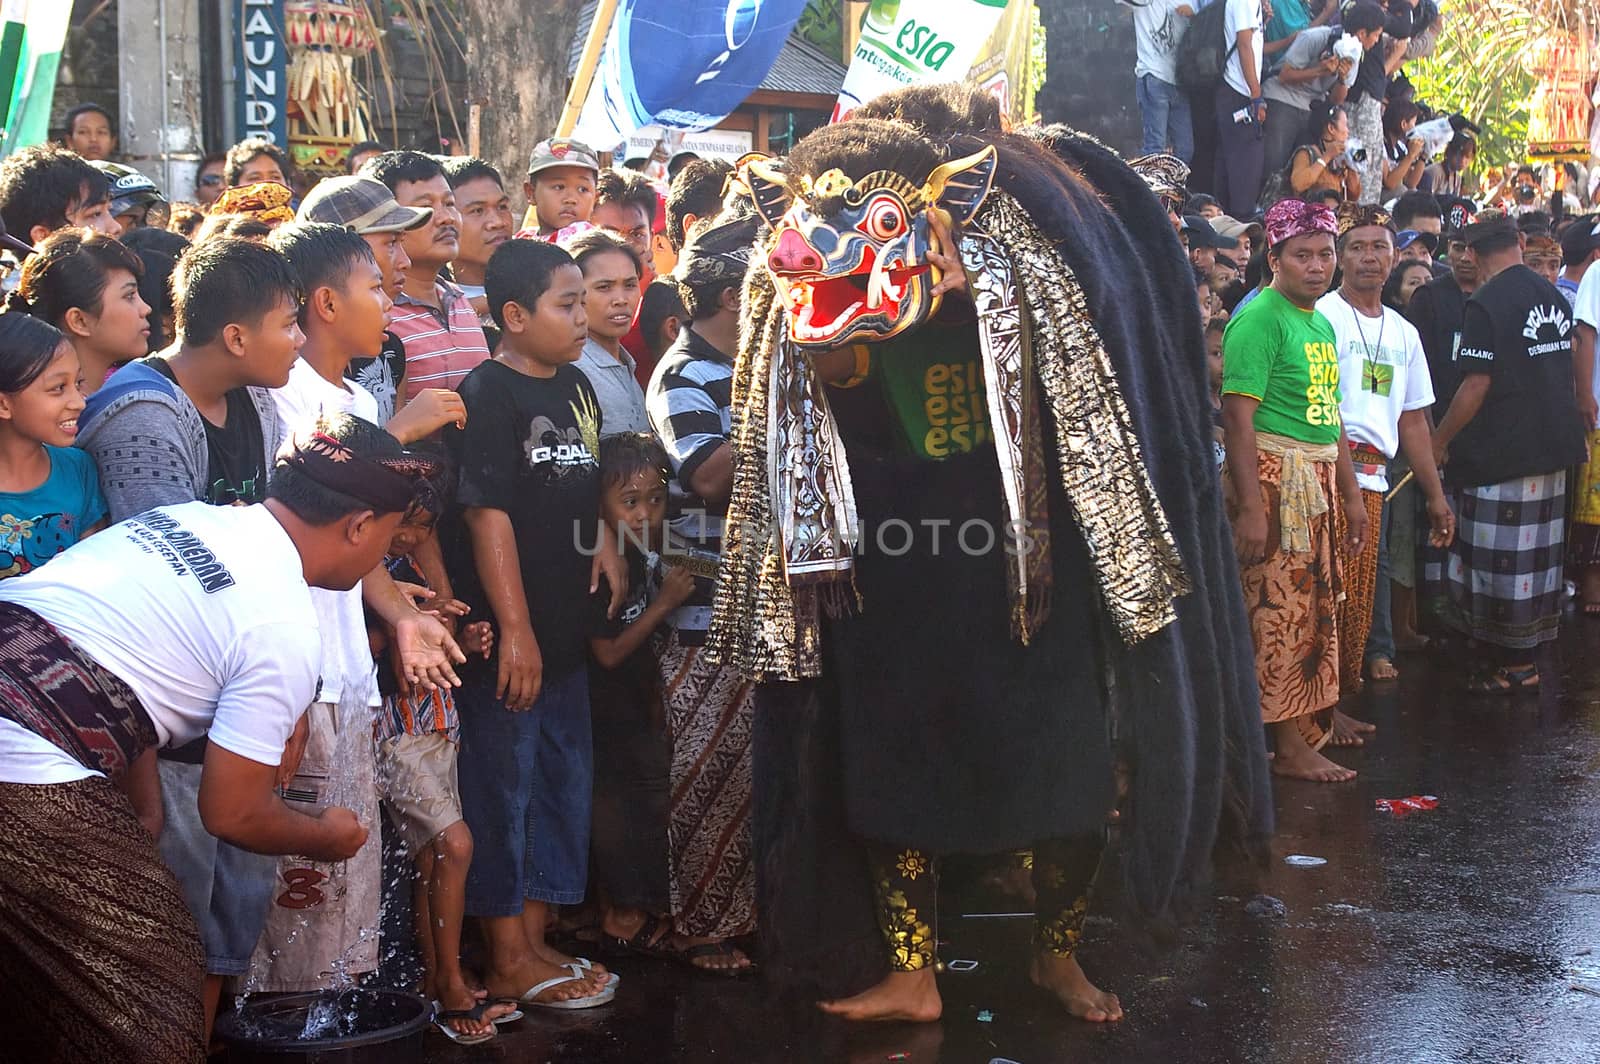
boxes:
[1382,99,1427,195]
[0,314,107,579]
[1288,100,1362,201]
[1383,258,1434,311]
[8,227,151,393]
[568,229,649,434]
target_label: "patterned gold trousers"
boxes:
[867,834,1106,972]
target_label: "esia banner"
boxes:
[833,0,1009,122]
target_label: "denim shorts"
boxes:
[156,757,277,975]
[458,668,593,914]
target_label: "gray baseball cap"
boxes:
[296,175,431,234]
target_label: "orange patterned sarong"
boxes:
[1226,451,1345,735]
[1338,487,1386,695]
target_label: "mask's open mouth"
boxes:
[780,245,930,344]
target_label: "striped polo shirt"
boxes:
[389,276,490,398]
[646,326,734,642]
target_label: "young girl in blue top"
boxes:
[0,314,106,579]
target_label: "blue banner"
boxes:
[235,0,287,145]
[576,0,808,148]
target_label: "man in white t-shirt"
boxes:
[1214,0,1266,219]
[1317,204,1454,736]
[0,415,460,1062]
[1130,0,1196,162]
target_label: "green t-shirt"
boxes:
[871,321,994,461]
[1221,287,1343,444]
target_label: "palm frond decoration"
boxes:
[1410,0,1599,166]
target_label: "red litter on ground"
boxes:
[1375,795,1440,817]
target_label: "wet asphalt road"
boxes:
[406,621,1600,1063]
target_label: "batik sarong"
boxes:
[0,602,155,780]
[1226,449,1345,736]
[1339,483,1387,694]
[0,776,206,1063]
[1439,471,1568,649]
[659,629,756,939]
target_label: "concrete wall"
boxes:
[1038,0,1142,155]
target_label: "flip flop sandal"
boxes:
[1465,666,1539,694]
[431,1000,499,1045]
[566,959,620,988]
[601,912,676,962]
[519,973,617,1010]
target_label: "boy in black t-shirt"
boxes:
[452,238,627,1010]
[587,433,695,957]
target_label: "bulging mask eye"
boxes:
[862,194,908,241]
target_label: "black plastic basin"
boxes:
[217,988,430,1063]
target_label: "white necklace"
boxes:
[1340,288,1387,368]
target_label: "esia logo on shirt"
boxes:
[1304,340,1341,427]
[923,360,991,458]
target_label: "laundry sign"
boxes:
[236,0,287,144]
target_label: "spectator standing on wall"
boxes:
[1131,0,1197,163]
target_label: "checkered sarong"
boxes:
[1435,471,1568,649]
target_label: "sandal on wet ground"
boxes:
[431,1000,500,1045]
[1465,665,1540,694]
[567,957,620,988]
[601,911,676,961]
[518,973,616,1010]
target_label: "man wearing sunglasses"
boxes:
[194,152,226,207]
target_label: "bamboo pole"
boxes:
[556,0,620,139]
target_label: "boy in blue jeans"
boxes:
[452,238,626,1010]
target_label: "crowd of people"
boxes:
[1130,0,1597,787]
[0,112,768,1058]
[0,22,1593,1061]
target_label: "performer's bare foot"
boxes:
[1029,952,1123,1022]
[1270,721,1356,782]
[1328,708,1378,747]
[818,969,942,1022]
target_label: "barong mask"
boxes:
[743,147,997,347]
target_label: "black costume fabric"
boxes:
[746,96,1272,995]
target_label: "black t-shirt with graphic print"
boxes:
[1451,264,1588,487]
[452,359,603,682]
[346,330,407,426]
[148,359,265,505]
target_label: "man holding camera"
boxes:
[1261,3,1389,177]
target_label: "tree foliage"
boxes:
[1408,0,1597,168]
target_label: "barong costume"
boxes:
[703,88,1272,991]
